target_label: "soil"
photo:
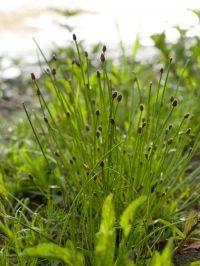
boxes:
[173,248,200,265]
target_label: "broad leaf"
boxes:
[120,196,146,238]
[23,242,84,265]
[95,194,116,266]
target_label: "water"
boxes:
[0,0,200,78]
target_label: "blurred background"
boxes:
[0,0,200,79]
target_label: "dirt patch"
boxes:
[174,248,200,265]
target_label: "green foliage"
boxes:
[187,262,200,266]
[95,194,116,266]
[23,241,84,265]
[1,18,200,265]
[120,196,147,238]
[95,194,145,266]
[150,239,173,266]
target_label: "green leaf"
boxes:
[23,242,84,265]
[151,32,169,58]
[157,219,185,238]
[0,221,13,239]
[95,194,116,266]
[150,239,173,266]
[132,34,140,61]
[186,261,200,266]
[100,194,115,232]
[0,173,7,196]
[120,196,146,238]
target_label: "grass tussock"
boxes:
[0,23,200,266]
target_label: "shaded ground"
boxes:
[174,249,200,266]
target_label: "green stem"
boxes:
[23,103,49,165]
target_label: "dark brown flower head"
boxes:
[138,126,142,134]
[85,124,90,131]
[52,68,56,76]
[55,151,60,157]
[186,128,191,135]
[110,118,115,125]
[96,109,100,116]
[84,51,88,58]
[96,131,100,138]
[167,138,173,145]
[142,122,146,128]
[97,71,101,78]
[172,99,177,107]
[44,117,48,124]
[184,113,190,119]
[73,33,77,41]
[100,53,105,63]
[140,104,144,112]
[31,73,36,80]
[98,125,102,132]
[72,59,81,67]
[100,160,104,168]
[117,94,122,102]
[112,91,118,99]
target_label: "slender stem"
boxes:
[23,103,49,165]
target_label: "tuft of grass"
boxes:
[0,32,200,265]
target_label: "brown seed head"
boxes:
[112,91,118,99]
[52,68,56,76]
[117,94,122,102]
[186,128,191,135]
[100,53,105,63]
[72,33,77,41]
[97,71,101,79]
[31,73,36,80]
[84,51,88,58]
[167,138,173,145]
[85,124,90,131]
[172,99,177,107]
[44,117,48,124]
[72,59,81,67]
[140,104,144,112]
[102,45,107,53]
[142,122,146,128]
[100,160,104,168]
[96,109,100,116]
[110,118,115,125]
[98,125,102,132]
[184,113,190,119]
[54,151,60,157]
[138,126,142,134]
